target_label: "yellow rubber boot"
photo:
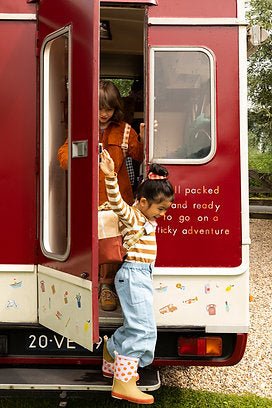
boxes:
[102,336,114,378]
[111,354,154,405]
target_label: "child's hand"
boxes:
[139,123,145,141]
[99,149,115,176]
[139,121,158,141]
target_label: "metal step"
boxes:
[0,367,160,392]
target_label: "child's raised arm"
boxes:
[99,149,137,228]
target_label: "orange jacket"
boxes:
[57,139,69,171]
[57,121,144,205]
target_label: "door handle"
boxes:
[72,140,88,158]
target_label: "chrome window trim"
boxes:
[40,26,71,261]
[148,17,247,26]
[149,46,216,165]
[0,13,36,21]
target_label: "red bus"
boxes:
[0,0,250,394]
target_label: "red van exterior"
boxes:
[0,0,249,392]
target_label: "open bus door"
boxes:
[37,0,99,351]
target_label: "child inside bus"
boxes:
[57,80,145,312]
[99,149,174,405]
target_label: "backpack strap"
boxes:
[120,123,131,158]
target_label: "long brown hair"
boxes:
[99,80,123,123]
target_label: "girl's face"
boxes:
[99,108,114,126]
[138,198,172,222]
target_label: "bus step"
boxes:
[0,367,160,392]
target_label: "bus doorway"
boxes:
[99,5,146,322]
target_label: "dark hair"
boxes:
[135,163,174,204]
[99,80,123,123]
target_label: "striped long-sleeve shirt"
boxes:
[105,174,157,264]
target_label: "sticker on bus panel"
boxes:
[38,268,93,351]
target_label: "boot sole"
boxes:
[112,391,154,404]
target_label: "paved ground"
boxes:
[161,219,272,398]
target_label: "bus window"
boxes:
[40,27,71,260]
[150,47,215,164]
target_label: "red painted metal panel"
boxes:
[149,0,237,18]
[0,333,247,367]
[148,26,241,267]
[0,22,37,264]
[103,0,157,3]
[0,0,36,13]
[37,0,99,341]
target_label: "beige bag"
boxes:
[98,202,145,265]
[98,204,126,265]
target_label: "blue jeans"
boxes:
[107,262,157,367]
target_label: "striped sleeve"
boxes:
[105,174,137,229]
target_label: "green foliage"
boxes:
[0,388,272,408]
[106,78,134,97]
[249,146,272,173]
[247,0,272,154]
[248,144,272,197]
[247,0,272,29]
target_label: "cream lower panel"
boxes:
[38,266,93,351]
[153,272,249,333]
[0,266,37,323]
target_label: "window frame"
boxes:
[40,26,71,261]
[149,46,216,165]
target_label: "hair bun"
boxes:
[148,163,169,178]
[136,163,174,203]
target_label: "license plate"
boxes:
[27,333,81,351]
[2,328,105,356]
[23,331,94,356]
